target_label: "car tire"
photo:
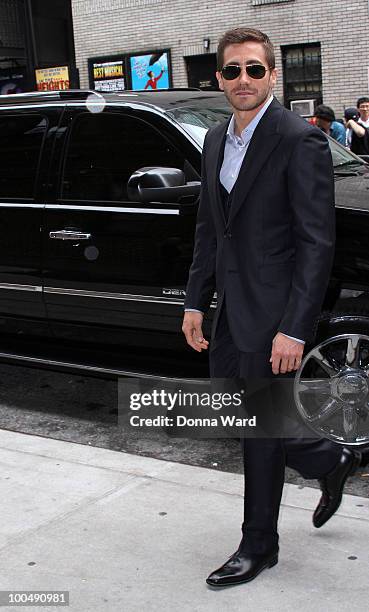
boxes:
[308,303,369,461]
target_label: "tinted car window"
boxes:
[166,106,231,146]
[61,112,186,202]
[328,136,367,168]
[0,114,47,199]
[167,101,368,171]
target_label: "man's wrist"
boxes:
[280,332,305,344]
[184,308,204,314]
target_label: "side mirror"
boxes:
[127,167,200,203]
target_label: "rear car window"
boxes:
[0,113,48,199]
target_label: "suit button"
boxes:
[224,231,232,238]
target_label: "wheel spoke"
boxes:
[306,396,341,423]
[342,404,359,442]
[298,378,332,394]
[345,336,361,368]
[311,350,340,377]
[297,335,369,443]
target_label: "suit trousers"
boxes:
[209,300,342,554]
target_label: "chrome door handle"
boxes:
[49,230,92,240]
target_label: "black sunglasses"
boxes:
[221,64,268,81]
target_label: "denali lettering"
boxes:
[162,288,186,296]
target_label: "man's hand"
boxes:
[269,332,304,375]
[182,311,209,352]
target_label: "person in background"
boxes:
[307,116,317,126]
[344,107,360,149]
[346,98,369,156]
[314,104,346,145]
[357,96,369,128]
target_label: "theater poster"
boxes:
[90,59,126,92]
[129,51,171,90]
[35,66,70,91]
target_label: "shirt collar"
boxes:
[227,94,274,146]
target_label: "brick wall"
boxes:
[71,0,369,115]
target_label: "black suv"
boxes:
[0,89,369,384]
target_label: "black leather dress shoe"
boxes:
[313,447,361,528]
[206,548,278,588]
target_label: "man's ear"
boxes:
[216,71,224,91]
[270,68,277,89]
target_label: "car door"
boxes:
[0,104,60,337]
[43,103,201,350]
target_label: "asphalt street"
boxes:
[0,362,368,497]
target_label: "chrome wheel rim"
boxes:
[294,334,369,446]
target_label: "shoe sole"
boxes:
[206,555,278,588]
[313,452,361,528]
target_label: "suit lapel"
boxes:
[228,98,283,224]
[206,119,230,227]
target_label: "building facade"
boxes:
[0,0,78,94]
[71,0,369,116]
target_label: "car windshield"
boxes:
[328,137,366,168]
[167,103,367,170]
[166,105,232,146]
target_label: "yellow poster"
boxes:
[35,66,70,91]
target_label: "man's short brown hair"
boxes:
[217,27,275,71]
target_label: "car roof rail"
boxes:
[127,87,201,92]
[0,89,102,102]
[0,88,203,101]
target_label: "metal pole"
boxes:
[21,0,35,89]
[25,0,38,67]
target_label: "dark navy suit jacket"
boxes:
[184,97,335,352]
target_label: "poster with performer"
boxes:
[129,51,170,90]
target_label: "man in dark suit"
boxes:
[182,27,361,588]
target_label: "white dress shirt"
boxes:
[220,94,274,193]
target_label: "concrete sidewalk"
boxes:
[0,429,367,612]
